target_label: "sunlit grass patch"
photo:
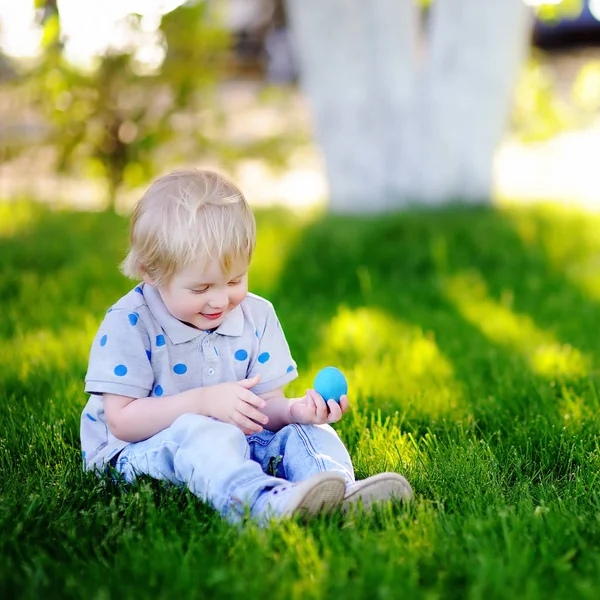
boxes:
[553,380,600,425]
[237,524,332,599]
[341,411,420,477]
[292,306,466,421]
[0,319,97,382]
[503,203,600,320]
[505,203,600,274]
[444,270,590,378]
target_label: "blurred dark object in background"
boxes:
[533,0,600,49]
[228,0,297,82]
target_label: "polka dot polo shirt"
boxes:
[80,283,298,471]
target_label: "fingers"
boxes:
[326,400,343,422]
[327,394,349,422]
[236,401,269,427]
[237,374,261,389]
[239,388,267,409]
[308,389,328,423]
[339,394,350,413]
[304,390,316,413]
[232,410,265,434]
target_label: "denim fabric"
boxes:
[113,413,355,523]
[246,422,354,485]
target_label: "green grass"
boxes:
[3,199,600,599]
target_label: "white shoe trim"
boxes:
[343,472,413,511]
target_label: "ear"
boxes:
[140,266,154,286]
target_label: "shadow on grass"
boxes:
[268,205,600,437]
[0,203,131,339]
[3,200,600,497]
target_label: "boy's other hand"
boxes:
[290,389,349,425]
[204,374,269,435]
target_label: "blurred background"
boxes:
[0,0,598,213]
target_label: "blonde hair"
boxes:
[121,169,256,286]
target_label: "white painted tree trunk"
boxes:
[285,0,531,212]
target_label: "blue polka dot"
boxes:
[173,363,187,375]
[258,352,270,364]
[156,335,165,346]
[155,385,163,396]
[107,308,113,313]
[134,286,144,294]
[235,349,248,361]
[146,350,151,361]
[114,364,128,377]
[287,365,294,373]
[214,346,219,356]
[255,329,259,338]
[128,313,139,326]
[100,335,107,347]
[85,413,97,422]
[82,451,86,461]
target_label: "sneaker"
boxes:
[252,472,346,522]
[343,472,413,512]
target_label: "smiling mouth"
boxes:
[201,311,223,320]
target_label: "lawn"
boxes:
[2,199,600,599]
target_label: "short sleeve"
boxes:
[248,303,298,394]
[85,308,154,398]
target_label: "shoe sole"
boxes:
[286,472,346,518]
[343,472,413,512]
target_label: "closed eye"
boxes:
[228,279,242,286]
[190,287,209,294]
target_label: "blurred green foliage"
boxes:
[24,0,230,210]
[512,57,574,142]
[513,54,600,143]
[572,60,600,111]
[511,0,600,142]
[535,0,584,22]
[1,0,597,204]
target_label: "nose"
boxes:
[208,290,229,310]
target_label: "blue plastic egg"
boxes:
[313,366,348,403]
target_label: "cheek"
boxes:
[229,286,247,306]
[170,292,200,315]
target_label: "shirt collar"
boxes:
[215,304,245,337]
[143,283,245,344]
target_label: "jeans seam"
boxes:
[246,429,278,447]
[291,424,327,471]
[246,437,270,447]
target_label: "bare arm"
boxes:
[257,387,293,432]
[104,389,209,443]
[104,375,268,443]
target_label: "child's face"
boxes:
[151,258,249,330]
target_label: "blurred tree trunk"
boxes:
[285,0,531,212]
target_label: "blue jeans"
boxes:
[113,414,355,522]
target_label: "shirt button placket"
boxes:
[202,335,220,381]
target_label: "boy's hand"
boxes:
[289,389,349,425]
[203,375,269,435]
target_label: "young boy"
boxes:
[81,169,412,523]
